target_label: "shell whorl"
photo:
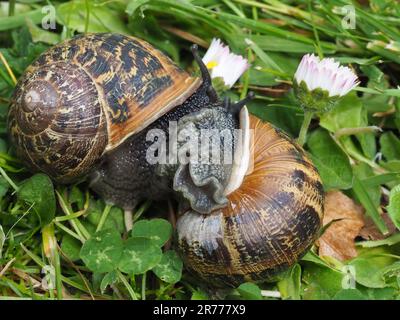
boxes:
[8,62,107,183]
[176,114,324,287]
[8,33,201,183]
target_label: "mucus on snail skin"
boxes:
[163,106,241,214]
[175,107,251,256]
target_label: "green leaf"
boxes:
[352,176,388,234]
[320,93,363,132]
[246,64,277,87]
[244,38,284,73]
[358,132,377,160]
[336,56,381,65]
[91,272,105,293]
[85,200,123,233]
[18,173,56,226]
[58,1,129,34]
[80,220,96,237]
[361,65,391,113]
[100,270,118,293]
[248,98,302,138]
[237,282,262,300]
[361,172,400,188]
[358,233,400,248]
[69,186,85,210]
[131,219,172,247]
[0,139,7,153]
[234,35,334,53]
[85,199,103,226]
[381,160,400,172]
[307,129,353,190]
[301,251,337,270]
[277,264,301,300]
[381,261,400,287]
[126,0,150,15]
[152,250,183,284]
[2,27,48,76]
[349,258,385,289]
[80,229,123,273]
[353,163,381,208]
[361,287,399,300]
[387,184,400,229]
[301,263,344,299]
[357,108,377,159]
[0,224,4,259]
[0,8,43,31]
[61,235,81,262]
[332,289,367,300]
[380,132,400,161]
[25,18,60,45]
[0,177,9,201]
[191,289,209,300]
[348,249,398,288]
[395,101,400,131]
[104,207,125,234]
[118,237,162,275]
[361,65,385,89]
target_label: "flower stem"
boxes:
[117,270,138,300]
[297,111,314,147]
[142,272,146,300]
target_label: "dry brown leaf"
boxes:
[318,191,365,261]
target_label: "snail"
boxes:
[8,33,324,287]
[176,109,324,287]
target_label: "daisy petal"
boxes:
[202,38,249,88]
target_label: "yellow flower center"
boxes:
[206,60,218,69]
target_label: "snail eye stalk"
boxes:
[223,96,230,110]
[228,91,255,116]
[191,44,219,103]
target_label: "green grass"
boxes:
[0,0,400,300]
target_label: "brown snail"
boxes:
[8,33,201,184]
[176,109,324,287]
[8,33,324,288]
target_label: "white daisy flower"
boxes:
[202,38,250,88]
[294,53,359,97]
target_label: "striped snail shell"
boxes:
[7,33,200,183]
[176,107,324,287]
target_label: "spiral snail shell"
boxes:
[8,33,200,183]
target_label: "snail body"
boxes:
[8,33,324,288]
